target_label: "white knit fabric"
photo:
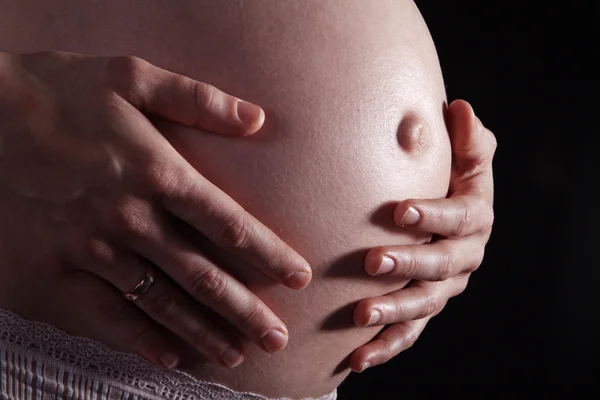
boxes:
[0,309,336,400]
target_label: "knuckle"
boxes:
[114,198,151,239]
[404,249,421,278]
[391,302,409,321]
[454,202,472,237]
[111,55,147,79]
[84,237,116,265]
[474,196,494,228]
[372,344,394,365]
[268,251,284,275]
[195,82,217,112]
[107,55,149,102]
[219,213,254,250]
[374,336,392,352]
[375,335,404,361]
[147,161,184,195]
[189,267,228,302]
[423,296,438,318]
[147,163,199,210]
[436,249,456,281]
[143,290,178,319]
[426,207,446,232]
[239,302,266,328]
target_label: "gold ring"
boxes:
[123,268,155,301]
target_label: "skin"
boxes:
[143,2,454,396]
[0,0,497,398]
[0,51,311,369]
[352,98,496,371]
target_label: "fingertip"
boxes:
[449,98,472,112]
[348,350,367,373]
[220,347,245,368]
[132,328,182,370]
[260,328,289,353]
[353,301,371,327]
[393,204,421,227]
[285,268,312,290]
[349,348,376,373]
[364,248,385,275]
[236,100,265,135]
[356,306,384,328]
[448,100,480,155]
[449,99,475,124]
[146,346,182,370]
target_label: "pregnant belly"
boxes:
[0,0,451,397]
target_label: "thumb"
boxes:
[447,99,497,176]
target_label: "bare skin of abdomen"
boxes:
[0,0,451,397]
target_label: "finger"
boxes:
[447,99,498,178]
[364,237,484,280]
[447,100,496,204]
[80,244,247,368]
[153,161,312,290]
[62,271,182,369]
[353,277,469,327]
[393,194,494,238]
[350,276,471,371]
[349,319,429,373]
[105,101,311,291]
[107,56,265,136]
[110,201,292,353]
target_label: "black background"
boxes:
[339,1,599,394]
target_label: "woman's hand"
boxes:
[349,100,497,372]
[0,51,311,369]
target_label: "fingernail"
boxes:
[360,362,372,373]
[366,309,382,327]
[236,100,262,125]
[373,256,395,275]
[399,206,421,226]
[160,352,180,369]
[261,329,288,353]
[286,270,311,289]
[221,347,244,368]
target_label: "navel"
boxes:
[397,111,429,155]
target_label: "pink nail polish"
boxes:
[400,206,421,226]
[366,309,382,326]
[360,362,372,372]
[374,256,395,275]
[236,100,262,125]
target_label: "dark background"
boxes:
[339,1,599,394]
